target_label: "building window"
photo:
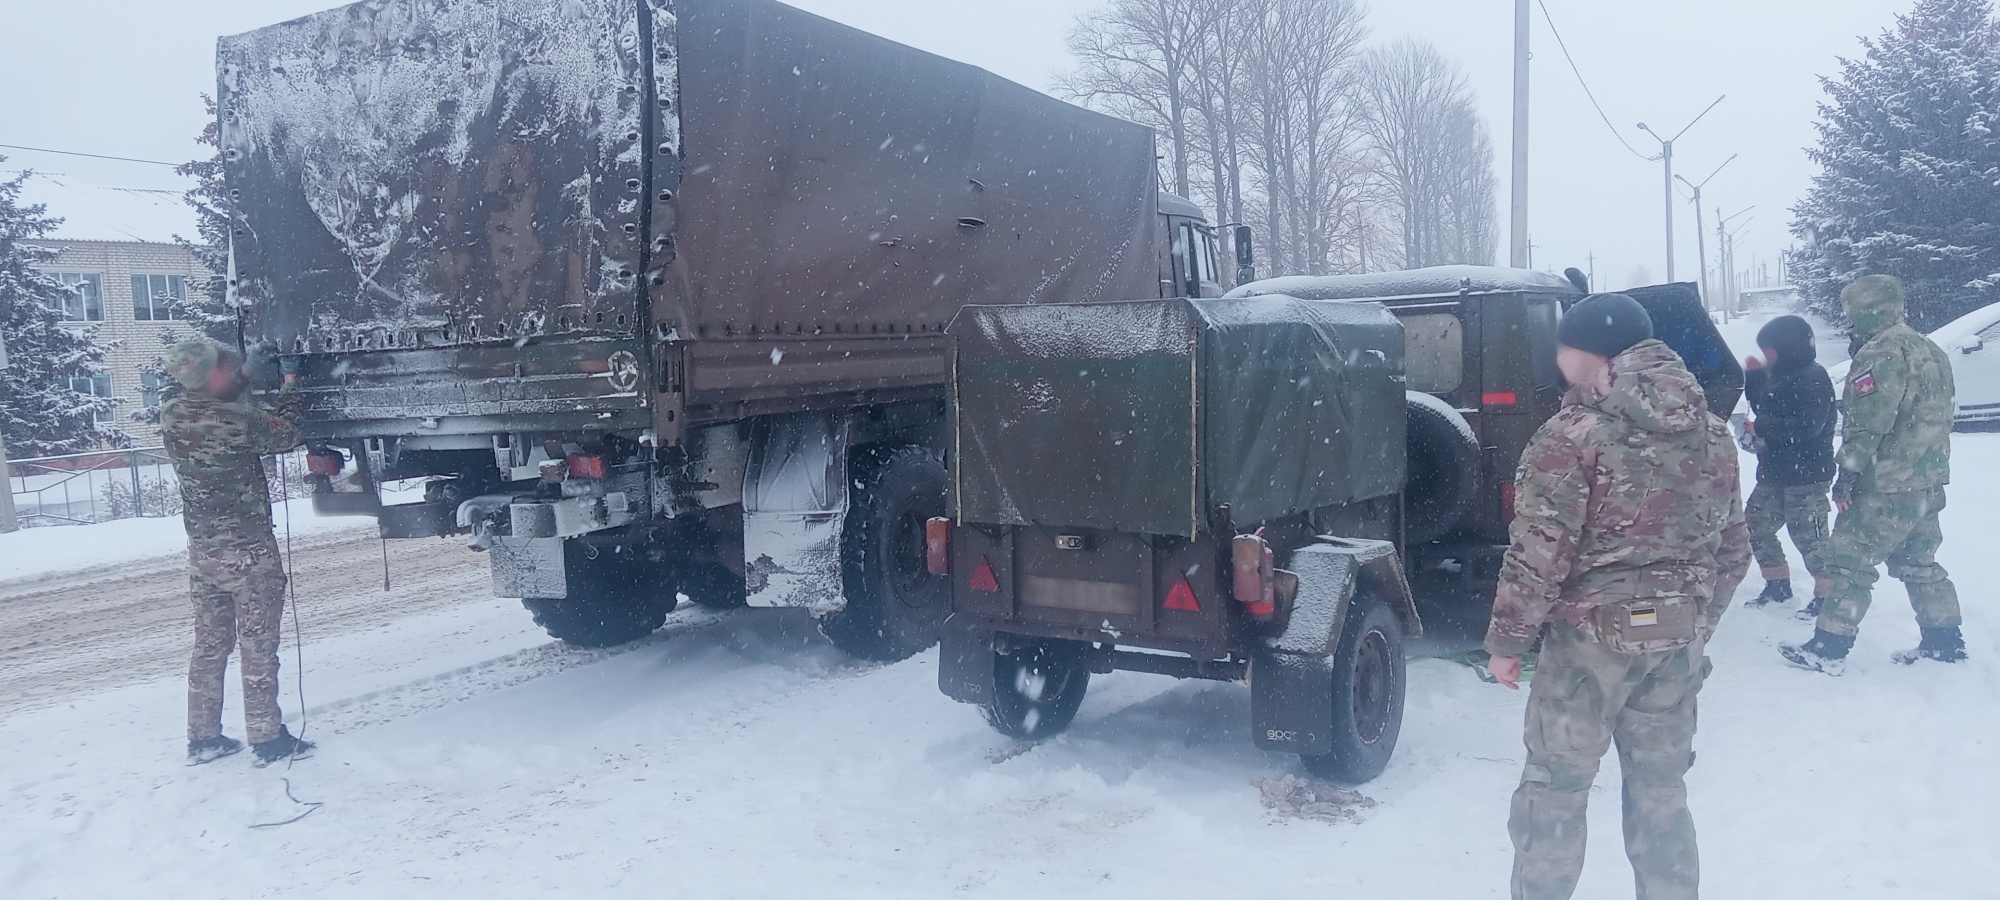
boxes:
[133,274,186,321]
[70,373,115,425]
[141,371,164,410]
[50,273,104,322]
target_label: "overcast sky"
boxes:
[0,0,1909,289]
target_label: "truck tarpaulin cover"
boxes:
[220,0,1159,356]
[950,297,1406,538]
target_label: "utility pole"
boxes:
[1509,0,1531,268]
[1586,251,1597,291]
[1718,205,1754,317]
[1676,154,1736,313]
[1638,95,1727,284]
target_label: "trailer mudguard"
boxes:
[1251,538,1420,755]
[937,623,995,706]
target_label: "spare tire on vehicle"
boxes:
[1404,392,1480,545]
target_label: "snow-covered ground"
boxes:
[1,309,1992,898]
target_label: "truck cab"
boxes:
[1159,192,1226,299]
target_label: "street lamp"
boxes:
[1676,153,1738,311]
[1637,94,1727,283]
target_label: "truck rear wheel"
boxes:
[1299,593,1406,784]
[982,639,1092,740]
[820,446,951,661]
[523,544,672,648]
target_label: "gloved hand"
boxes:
[1832,472,1855,511]
[242,341,284,388]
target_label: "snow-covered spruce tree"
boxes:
[1789,0,2000,332]
[0,162,122,456]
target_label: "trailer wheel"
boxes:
[1299,593,1406,784]
[982,640,1092,741]
[523,544,671,648]
[820,446,951,661]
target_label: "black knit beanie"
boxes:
[1558,293,1654,358]
[1756,315,1817,367]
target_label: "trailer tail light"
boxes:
[1231,533,1276,618]
[566,453,606,479]
[1483,391,1519,406]
[1163,576,1202,612]
[969,556,1001,593]
[926,517,951,576]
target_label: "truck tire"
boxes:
[981,639,1092,741]
[677,561,748,610]
[820,446,952,661]
[1405,393,1480,545]
[1299,593,1406,784]
[523,544,671,648]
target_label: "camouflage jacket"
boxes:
[1485,340,1753,658]
[1841,322,1953,493]
[160,388,302,550]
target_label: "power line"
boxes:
[1534,0,1657,163]
[0,142,181,167]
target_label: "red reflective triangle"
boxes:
[1164,577,1202,612]
[969,557,1000,593]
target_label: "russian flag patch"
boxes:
[1853,368,1877,396]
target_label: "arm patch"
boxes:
[1852,368,1877,396]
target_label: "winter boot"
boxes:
[1892,627,1967,665]
[251,726,315,766]
[187,735,243,765]
[1796,596,1823,621]
[1780,629,1855,675]
[1748,580,1794,607]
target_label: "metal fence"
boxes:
[6,446,310,528]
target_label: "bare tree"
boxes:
[1060,0,1490,279]
[1056,0,1225,198]
[1360,39,1499,269]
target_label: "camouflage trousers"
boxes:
[1815,487,1960,639]
[1510,622,1709,900]
[187,539,289,744]
[1745,480,1830,580]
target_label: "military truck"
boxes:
[217,0,1233,657]
[1226,269,1743,626]
[935,295,1421,783]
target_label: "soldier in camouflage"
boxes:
[1485,294,1751,900]
[1781,275,1965,673]
[161,339,315,765]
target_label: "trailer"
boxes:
[934,295,1420,783]
[218,0,1229,656]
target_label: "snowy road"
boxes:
[0,525,491,714]
[2,312,1996,898]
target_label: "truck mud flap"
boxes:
[1251,538,1419,756]
[937,622,995,705]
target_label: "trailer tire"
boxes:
[1405,393,1480,545]
[523,545,671,648]
[820,446,952,662]
[1299,592,1406,784]
[981,639,1092,741]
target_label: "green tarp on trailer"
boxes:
[950,296,1405,537]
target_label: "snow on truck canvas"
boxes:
[3,0,1998,897]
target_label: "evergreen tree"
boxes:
[1789,0,2000,332]
[0,160,122,456]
